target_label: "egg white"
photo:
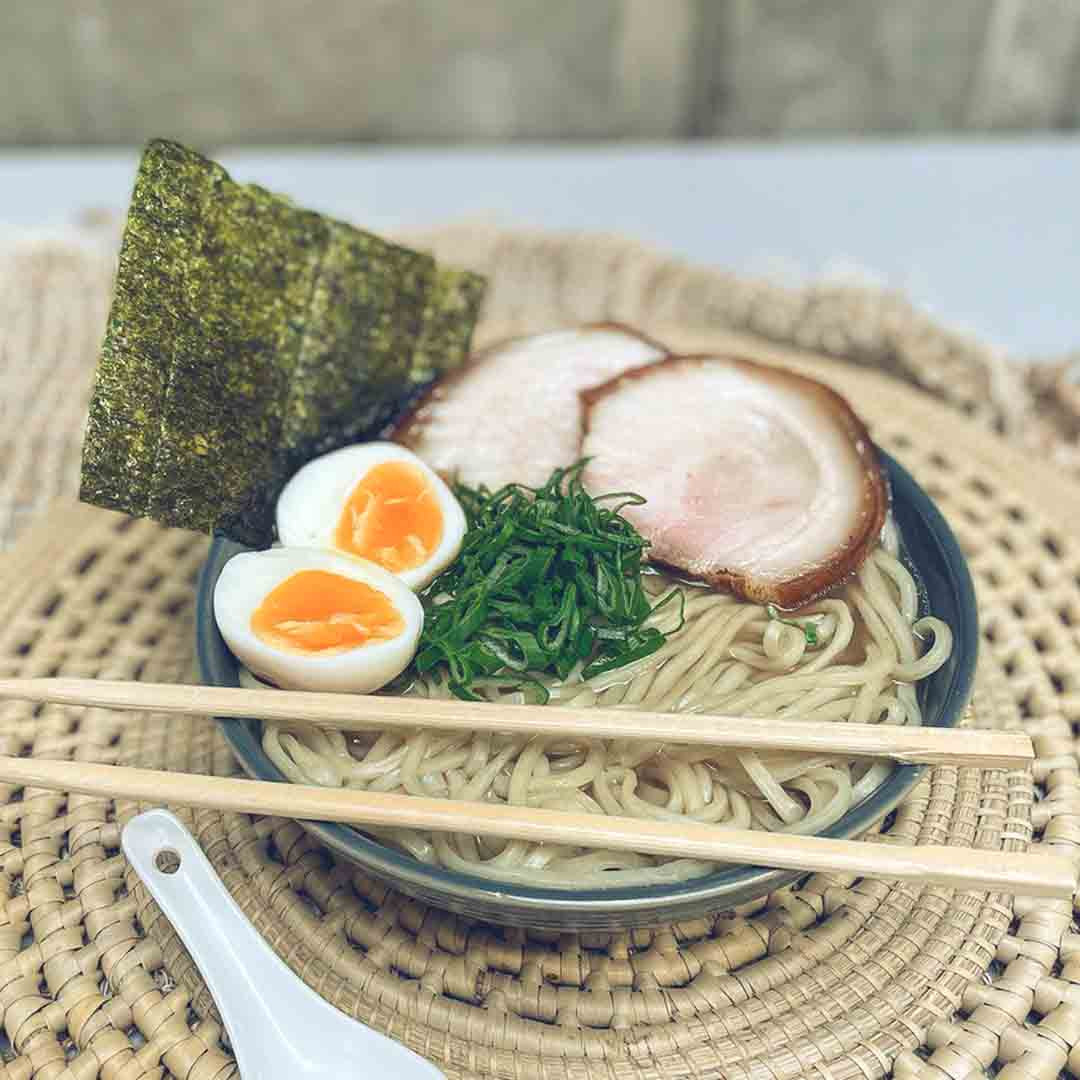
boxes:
[213,547,423,693]
[276,442,466,591]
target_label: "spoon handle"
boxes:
[122,810,443,1079]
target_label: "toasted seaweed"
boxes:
[411,266,488,384]
[147,178,329,543]
[80,139,486,547]
[277,222,437,474]
[80,141,226,515]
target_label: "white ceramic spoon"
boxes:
[122,808,444,1080]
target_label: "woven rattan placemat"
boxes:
[1,224,1079,1079]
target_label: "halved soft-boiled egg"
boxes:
[276,442,466,591]
[213,547,423,693]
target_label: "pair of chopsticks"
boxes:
[0,677,1070,898]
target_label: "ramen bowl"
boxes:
[196,452,977,931]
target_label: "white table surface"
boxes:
[2,138,1076,359]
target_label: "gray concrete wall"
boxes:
[3,1,1079,145]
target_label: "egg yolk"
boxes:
[251,570,405,654]
[334,461,443,574]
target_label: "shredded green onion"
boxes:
[766,603,820,646]
[405,461,683,703]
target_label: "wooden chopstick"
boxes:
[0,677,1033,768]
[0,754,1069,897]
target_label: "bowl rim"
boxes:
[196,450,978,919]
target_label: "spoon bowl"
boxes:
[122,810,443,1080]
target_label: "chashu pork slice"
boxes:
[581,355,888,608]
[392,324,664,490]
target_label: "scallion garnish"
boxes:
[766,603,820,646]
[408,461,683,702]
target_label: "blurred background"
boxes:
[4,0,1079,358]
[4,0,1079,145]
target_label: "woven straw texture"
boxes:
[1,223,1080,1080]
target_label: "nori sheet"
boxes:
[80,140,224,514]
[79,139,486,547]
[411,266,489,384]
[147,179,328,541]
[277,222,436,473]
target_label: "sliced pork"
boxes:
[581,356,888,608]
[392,324,664,490]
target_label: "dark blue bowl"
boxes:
[197,451,977,930]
